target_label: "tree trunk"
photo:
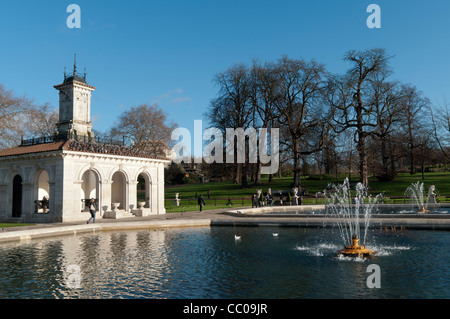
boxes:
[421,159,425,180]
[241,163,249,188]
[356,95,369,187]
[293,137,301,187]
[254,158,262,185]
[408,120,415,175]
[380,136,389,177]
[233,163,241,184]
[357,132,369,187]
[409,142,415,175]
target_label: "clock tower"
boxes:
[54,55,96,138]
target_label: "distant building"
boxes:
[182,161,206,183]
[0,58,169,222]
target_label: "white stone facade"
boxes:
[0,147,168,222]
[0,61,169,223]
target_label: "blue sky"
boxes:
[1,0,450,135]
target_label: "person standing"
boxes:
[198,194,206,212]
[87,198,97,224]
[252,194,257,208]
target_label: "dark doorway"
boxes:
[12,175,22,218]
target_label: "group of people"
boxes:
[251,188,308,208]
[251,193,275,208]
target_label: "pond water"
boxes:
[257,207,450,215]
[0,226,449,299]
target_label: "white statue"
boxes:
[174,193,180,206]
[292,187,299,205]
[427,185,436,204]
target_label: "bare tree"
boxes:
[327,48,393,186]
[430,99,450,160]
[414,131,437,180]
[248,60,280,184]
[25,103,58,138]
[206,63,254,187]
[368,77,405,181]
[397,85,430,175]
[0,84,33,149]
[274,56,328,187]
[111,104,176,158]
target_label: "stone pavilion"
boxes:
[0,60,169,222]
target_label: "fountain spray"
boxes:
[325,178,379,257]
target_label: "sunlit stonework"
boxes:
[0,59,169,222]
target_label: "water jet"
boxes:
[326,178,378,258]
[404,182,437,213]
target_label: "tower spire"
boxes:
[73,53,77,76]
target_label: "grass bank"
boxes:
[0,223,34,228]
[161,172,450,212]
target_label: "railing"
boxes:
[21,135,64,146]
[21,132,125,147]
[64,71,87,83]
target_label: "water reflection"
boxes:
[0,227,449,298]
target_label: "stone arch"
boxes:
[111,170,127,210]
[12,174,22,218]
[107,166,131,184]
[77,164,104,183]
[35,169,50,213]
[80,169,100,212]
[136,170,152,208]
[36,169,50,200]
[6,165,26,185]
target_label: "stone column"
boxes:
[48,180,59,221]
[150,181,158,214]
[127,180,139,211]
[0,184,8,219]
[21,182,34,220]
[70,180,83,220]
[100,181,112,215]
[157,165,166,214]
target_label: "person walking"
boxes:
[198,194,206,212]
[87,198,97,224]
[252,194,257,208]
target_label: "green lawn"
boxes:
[0,223,34,228]
[160,172,450,212]
[367,172,450,196]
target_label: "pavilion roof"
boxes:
[0,141,69,157]
[0,139,169,161]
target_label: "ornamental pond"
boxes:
[0,226,449,299]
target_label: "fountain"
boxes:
[325,178,379,257]
[337,234,375,257]
[404,182,437,213]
